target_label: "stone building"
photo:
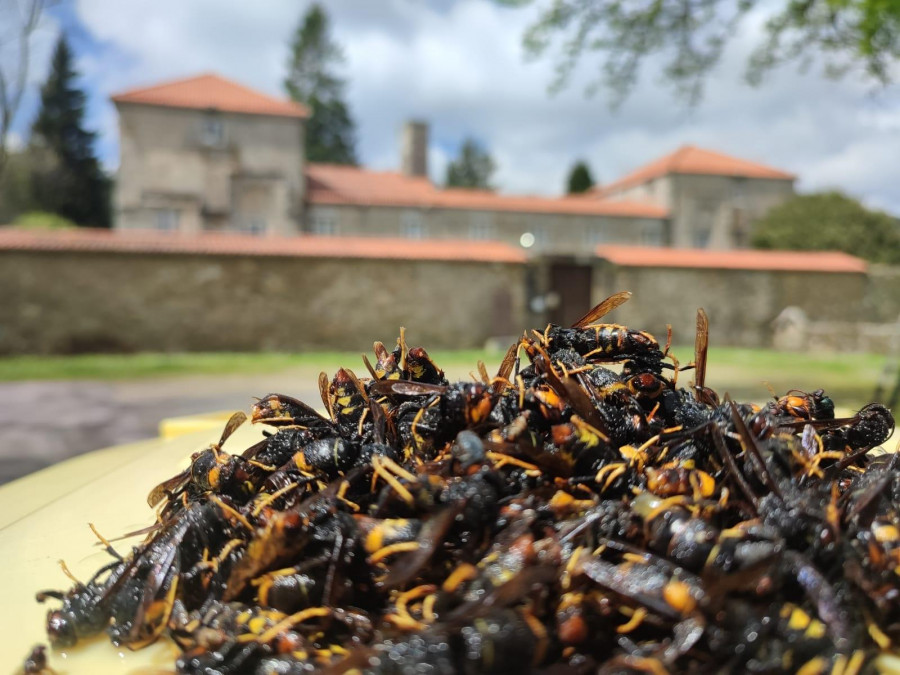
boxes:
[112,74,309,234]
[595,145,796,249]
[111,73,795,251]
[303,163,667,253]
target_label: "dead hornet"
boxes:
[767,388,836,421]
[529,291,666,370]
[34,293,900,673]
[320,367,370,436]
[147,412,254,512]
[362,329,447,386]
[632,492,783,583]
[36,558,128,649]
[784,402,894,453]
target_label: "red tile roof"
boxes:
[596,145,795,197]
[0,228,526,263]
[111,73,309,119]
[595,245,867,273]
[306,163,668,218]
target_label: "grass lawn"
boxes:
[0,347,890,409]
[0,350,504,382]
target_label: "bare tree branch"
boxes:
[0,0,45,179]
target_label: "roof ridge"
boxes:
[0,228,528,264]
[111,72,215,100]
[595,244,866,273]
[111,72,309,119]
[304,163,669,216]
[669,145,695,170]
[596,144,794,197]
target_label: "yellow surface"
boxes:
[158,410,236,440]
[0,423,266,674]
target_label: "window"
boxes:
[402,210,425,239]
[470,214,494,240]
[236,216,266,235]
[693,227,711,248]
[584,228,608,247]
[533,226,549,248]
[310,210,338,236]
[155,209,179,231]
[641,223,663,246]
[201,115,224,147]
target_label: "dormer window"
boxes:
[201,114,224,147]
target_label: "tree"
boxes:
[0,150,39,222]
[503,0,900,105]
[445,138,496,190]
[567,160,595,194]
[285,4,357,164]
[0,0,46,180]
[752,191,900,264]
[29,35,110,227]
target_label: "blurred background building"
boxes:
[113,74,308,235]
[111,73,795,252]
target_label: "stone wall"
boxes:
[0,247,885,354]
[865,265,900,323]
[772,310,900,353]
[592,263,869,348]
[0,250,527,354]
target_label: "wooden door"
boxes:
[549,263,592,326]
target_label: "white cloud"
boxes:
[427,144,449,185]
[73,0,900,213]
[76,0,300,94]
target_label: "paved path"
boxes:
[0,372,321,485]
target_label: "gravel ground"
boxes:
[0,372,321,485]
[0,361,486,485]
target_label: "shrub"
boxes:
[11,211,78,230]
[753,191,900,264]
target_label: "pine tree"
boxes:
[445,138,496,190]
[285,4,357,164]
[29,35,110,227]
[566,161,595,194]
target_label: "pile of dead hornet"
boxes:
[24,292,900,674]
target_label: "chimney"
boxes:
[401,120,428,178]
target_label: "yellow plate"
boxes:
[0,423,265,674]
[158,410,239,440]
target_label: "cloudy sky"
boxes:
[6,0,900,213]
